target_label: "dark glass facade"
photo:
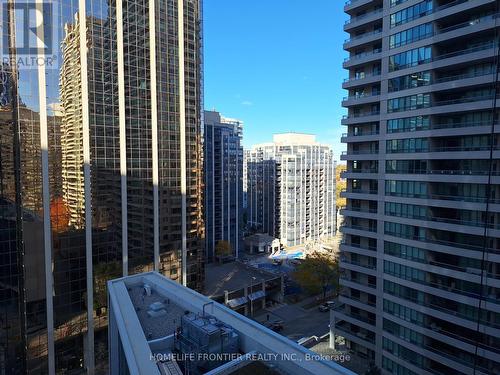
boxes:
[203,110,243,262]
[0,0,203,373]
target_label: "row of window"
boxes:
[389,46,431,72]
[384,260,426,284]
[384,318,424,346]
[384,221,424,241]
[385,180,427,198]
[385,240,482,270]
[387,93,430,113]
[385,202,426,221]
[386,137,429,153]
[390,23,433,49]
[387,116,430,133]
[382,337,424,367]
[384,299,425,326]
[382,357,419,375]
[390,1,433,28]
[386,160,427,174]
[388,71,431,92]
[386,112,495,134]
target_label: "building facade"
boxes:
[0,0,204,374]
[339,0,500,374]
[203,110,243,261]
[247,134,336,248]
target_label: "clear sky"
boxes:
[203,0,348,160]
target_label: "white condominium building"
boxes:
[246,133,336,247]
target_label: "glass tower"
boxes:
[0,0,204,373]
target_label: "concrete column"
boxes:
[244,286,249,316]
[224,290,229,305]
[279,275,285,303]
[329,308,336,350]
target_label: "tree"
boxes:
[336,164,347,209]
[215,240,232,261]
[293,251,339,300]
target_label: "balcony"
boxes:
[344,29,382,49]
[345,8,383,29]
[335,321,376,345]
[342,93,381,106]
[334,304,376,326]
[343,72,381,88]
[343,49,382,68]
[340,257,377,271]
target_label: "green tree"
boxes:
[215,240,232,261]
[293,251,339,300]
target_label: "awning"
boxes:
[227,296,248,308]
[248,290,266,301]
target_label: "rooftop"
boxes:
[127,283,186,341]
[204,261,280,298]
[108,272,355,375]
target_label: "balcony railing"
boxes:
[344,49,382,63]
[335,304,376,325]
[341,241,377,252]
[345,29,382,44]
[340,258,377,270]
[345,168,379,174]
[342,130,380,137]
[343,72,381,83]
[342,150,379,155]
[339,293,377,307]
[341,206,378,214]
[340,224,377,233]
[341,188,379,195]
[343,92,380,101]
[345,8,383,25]
[343,110,380,119]
[340,275,377,289]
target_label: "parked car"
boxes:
[318,301,335,312]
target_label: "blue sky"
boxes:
[203,0,348,160]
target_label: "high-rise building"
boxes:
[247,133,336,248]
[339,1,500,374]
[203,110,243,261]
[0,1,204,374]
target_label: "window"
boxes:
[385,202,427,220]
[389,71,431,92]
[389,46,431,71]
[387,116,430,133]
[390,1,433,27]
[390,23,433,49]
[388,93,430,113]
[385,180,427,197]
[384,221,424,240]
[386,138,429,153]
[386,159,427,174]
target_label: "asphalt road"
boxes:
[255,304,331,342]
